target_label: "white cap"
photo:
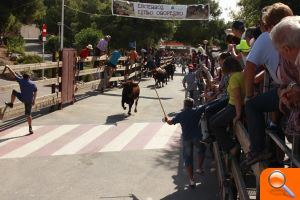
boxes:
[86,44,93,50]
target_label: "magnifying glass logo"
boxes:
[268,170,296,198]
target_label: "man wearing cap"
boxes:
[5,65,37,134]
[77,44,93,81]
[229,20,247,66]
[94,35,111,68]
[183,64,197,99]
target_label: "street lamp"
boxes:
[60,0,64,50]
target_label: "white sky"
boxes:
[217,0,240,22]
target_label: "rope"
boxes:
[153,86,167,118]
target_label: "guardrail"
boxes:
[0,53,173,121]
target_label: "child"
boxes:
[165,98,206,188]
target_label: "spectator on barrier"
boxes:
[201,52,231,144]
[94,35,111,68]
[183,64,197,100]
[243,3,293,166]
[101,49,121,91]
[77,44,93,81]
[210,57,244,155]
[229,20,247,66]
[4,66,37,134]
[270,16,300,136]
[164,98,206,189]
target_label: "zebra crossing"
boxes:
[0,122,181,159]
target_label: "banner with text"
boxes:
[112,0,210,20]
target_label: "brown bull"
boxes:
[122,80,140,115]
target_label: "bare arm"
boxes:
[244,61,257,97]
[5,65,18,79]
[32,91,37,105]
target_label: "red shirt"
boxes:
[79,48,90,59]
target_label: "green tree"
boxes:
[74,28,103,50]
[235,0,300,26]
[172,0,224,46]
[0,0,45,36]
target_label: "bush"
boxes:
[6,36,25,54]
[74,28,103,50]
[45,35,60,53]
[17,55,43,64]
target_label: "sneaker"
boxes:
[5,102,13,108]
[189,180,196,189]
[29,126,33,134]
[242,150,272,167]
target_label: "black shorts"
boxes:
[12,90,33,116]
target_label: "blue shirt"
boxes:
[109,50,122,66]
[16,75,37,103]
[171,106,205,141]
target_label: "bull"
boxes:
[152,67,168,88]
[122,80,140,115]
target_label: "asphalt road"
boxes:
[0,69,219,200]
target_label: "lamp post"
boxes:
[60,0,64,50]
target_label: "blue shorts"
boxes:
[183,139,206,167]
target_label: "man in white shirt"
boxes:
[243,3,293,166]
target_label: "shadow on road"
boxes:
[0,134,31,144]
[156,143,219,200]
[105,113,129,124]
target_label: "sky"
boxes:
[218,0,240,22]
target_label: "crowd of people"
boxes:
[164,2,300,189]
[3,2,299,191]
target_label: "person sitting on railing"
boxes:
[101,49,122,91]
[77,44,93,82]
[243,3,293,166]
[126,47,139,79]
[94,35,111,68]
[4,65,37,134]
[209,56,244,156]
[270,16,300,138]
[164,98,206,188]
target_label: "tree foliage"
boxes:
[235,0,300,26]
[74,28,103,50]
[0,0,45,35]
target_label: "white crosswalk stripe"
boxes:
[0,126,42,148]
[144,124,179,150]
[0,123,181,159]
[2,125,79,158]
[100,123,148,152]
[53,125,113,155]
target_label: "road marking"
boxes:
[53,125,113,155]
[144,123,179,150]
[0,126,42,148]
[2,125,79,158]
[100,123,148,152]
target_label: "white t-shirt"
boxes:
[246,32,281,84]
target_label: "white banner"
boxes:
[112,0,210,20]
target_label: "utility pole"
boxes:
[60,0,64,50]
